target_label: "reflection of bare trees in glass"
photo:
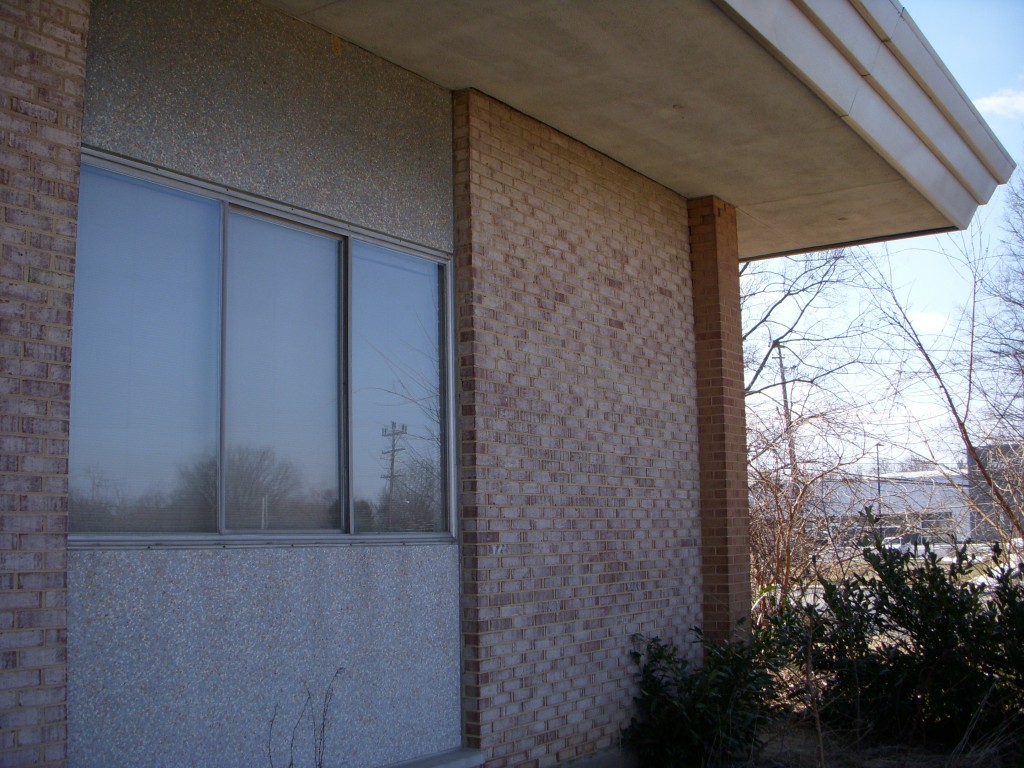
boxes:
[70,463,215,533]
[388,452,444,530]
[223,446,318,529]
[69,446,339,533]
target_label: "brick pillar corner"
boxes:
[1,2,89,765]
[687,195,751,642]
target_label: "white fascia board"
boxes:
[867,45,995,203]
[850,0,903,39]
[845,84,976,228]
[716,0,1012,231]
[797,0,882,77]
[884,10,1016,183]
[800,0,995,204]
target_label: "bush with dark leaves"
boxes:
[622,630,775,767]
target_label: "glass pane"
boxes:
[351,241,445,533]
[224,213,340,530]
[70,166,221,532]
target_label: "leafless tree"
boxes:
[742,249,874,398]
[747,403,860,600]
[742,248,889,605]
[745,168,1024,606]
[866,173,1024,543]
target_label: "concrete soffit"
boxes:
[260,0,1015,260]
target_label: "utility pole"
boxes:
[776,343,799,489]
[876,442,882,518]
[776,342,801,592]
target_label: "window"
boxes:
[70,162,450,537]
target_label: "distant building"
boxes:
[967,443,1024,541]
[817,469,971,544]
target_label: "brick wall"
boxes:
[454,89,702,767]
[0,2,88,765]
[688,196,751,641]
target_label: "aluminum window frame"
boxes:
[70,150,457,549]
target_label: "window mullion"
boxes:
[217,202,229,534]
[441,261,456,534]
[341,238,352,533]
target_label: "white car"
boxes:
[882,536,915,555]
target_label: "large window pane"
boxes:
[70,166,221,532]
[224,213,341,530]
[350,242,445,533]
[70,162,450,539]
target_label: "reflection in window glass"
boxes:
[70,166,220,532]
[69,163,449,537]
[350,241,445,533]
[224,214,340,530]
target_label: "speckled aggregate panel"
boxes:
[68,545,461,767]
[82,0,453,252]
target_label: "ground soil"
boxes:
[746,721,1019,768]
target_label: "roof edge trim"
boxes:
[854,0,1016,184]
[714,0,1015,233]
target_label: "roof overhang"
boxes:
[260,0,1015,260]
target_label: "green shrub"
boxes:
[622,630,774,767]
[769,533,1024,751]
[625,517,1024,761]
[985,546,1024,716]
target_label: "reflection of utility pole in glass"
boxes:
[381,421,407,528]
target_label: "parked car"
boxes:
[882,536,910,554]
[882,535,930,556]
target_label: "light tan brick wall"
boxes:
[0,2,87,765]
[454,89,702,768]
[688,196,751,641]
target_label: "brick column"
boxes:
[1,2,88,765]
[688,196,750,641]
[455,89,701,767]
